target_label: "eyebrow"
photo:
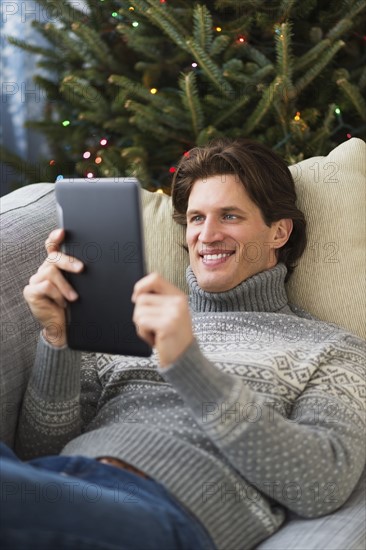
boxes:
[186,206,248,216]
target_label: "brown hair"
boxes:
[171,138,306,281]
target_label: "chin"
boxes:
[196,273,237,293]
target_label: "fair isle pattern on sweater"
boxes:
[16,264,366,550]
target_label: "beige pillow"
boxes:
[287,138,365,339]
[142,137,366,339]
[141,188,188,292]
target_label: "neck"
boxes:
[187,263,289,313]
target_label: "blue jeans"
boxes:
[0,443,216,549]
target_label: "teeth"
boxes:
[203,253,232,260]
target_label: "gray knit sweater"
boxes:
[16,264,366,550]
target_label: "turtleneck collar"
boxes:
[187,263,289,313]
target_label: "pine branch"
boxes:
[121,146,150,185]
[210,34,231,57]
[33,76,59,98]
[275,22,295,100]
[295,40,345,96]
[196,126,223,146]
[179,72,204,138]
[242,77,279,134]
[280,0,297,18]
[336,77,366,120]
[193,4,214,52]
[186,40,234,97]
[126,100,190,140]
[359,66,366,90]
[70,23,119,70]
[35,0,87,26]
[327,0,366,40]
[235,44,273,69]
[294,39,332,72]
[214,91,251,127]
[0,146,51,185]
[308,104,337,155]
[60,75,109,113]
[138,1,189,52]
[5,36,57,59]
[38,23,85,64]
[108,74,167,109]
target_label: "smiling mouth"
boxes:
[201,252,235,265]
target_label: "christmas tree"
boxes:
[2,0,366,192]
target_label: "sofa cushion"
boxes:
[1,137,365,449]
[287,137,366,340]
[256,467,366,550]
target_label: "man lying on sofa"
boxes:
[1,139,364,550]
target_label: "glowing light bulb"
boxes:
[150,88,158,94]
[83,151,91,159]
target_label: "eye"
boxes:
[189,215,204,223]
[223,214,237,220]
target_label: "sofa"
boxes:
[1,137,365,549]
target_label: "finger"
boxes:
[134,293,187,311]
[45,228,65,255]
[135,324,155,347]
[44,252,84,272]
[132,272,180,301]
[36,253,83,277]
[24,280,68,309]
[29,267,79,301]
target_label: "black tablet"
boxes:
[55,177,152,357]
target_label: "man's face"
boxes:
[186,174,285,292]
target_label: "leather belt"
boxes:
[97,456,149,479]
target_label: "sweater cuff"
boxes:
[157,338,241,417]
[30,333,82,400]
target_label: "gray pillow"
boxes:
[256,468,365,550]
[0,183,57,446]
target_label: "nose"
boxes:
[198,218,224,243]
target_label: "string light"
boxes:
[95,157,102,164]
[191,62,198,68]
[155,188,164,193]
[56,175,64,181]
[132,21,139,27]
[215,26,222,32]
[111,12,118,18]
[150,88,158,94]
[83,151,91,159]
[62,120,70,127]
[169,167,176,173]
[335,107,341,115]
[294,111,301,121]
[86,172,94,179]
[346,133,352,139]
[100,138,108,146]
[236,35,247,44]
[129,6,134,10]
[183,151,190,157]
[49,159,56,166]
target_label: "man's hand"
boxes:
[23,228,83,348]
[132,273,194,368]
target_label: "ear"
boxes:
[272,218,293,249]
